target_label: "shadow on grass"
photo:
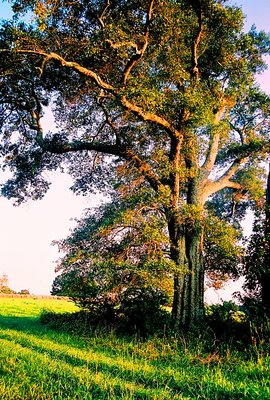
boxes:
[0,315,267,400]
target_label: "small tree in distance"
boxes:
[18,289,30,295]
[0,273,16,294]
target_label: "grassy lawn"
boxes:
[0,297,269,399]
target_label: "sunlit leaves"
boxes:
[234,165,266,204]
[204,214,242,278]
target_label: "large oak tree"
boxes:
[0,0,270,329]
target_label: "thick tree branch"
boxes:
[191,0,203,80]
[20,90,161,191]
[202,102,228,173]
[6,49,115,92]
[121,96,182,139]
[3,48,181,137]
[122,150,161,191]
[202,132,220,171]
[122,0,154,84]
[40,137,161,191]
[98,0,110,29]
[201,158,246,203]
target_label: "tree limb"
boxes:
[201,158,247,203]
[122,0,155,85]
[98,0,110,29]
[39,136,161,191]
[2,47,182,138]
[121,96,182,139]
[4,49,115,92]
[191,0,203,80]
[202,102,228,173]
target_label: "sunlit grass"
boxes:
[0,296,78,318]
[0,297,269,399]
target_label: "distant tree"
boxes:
[1,0,270,330]
[0,273,15,294]
[0,273,8,288]
[18,289,30,295]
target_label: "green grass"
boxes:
[0,296,78,318]
[0,297,269,399]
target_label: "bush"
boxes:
[205,301,249,344]
[119,287,171,336]
[205,300,270,352]
[40,287,171,337]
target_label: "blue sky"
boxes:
[0,0,269,297]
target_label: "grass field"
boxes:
[0,297,269,399]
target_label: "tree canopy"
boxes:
[1,0,270,330]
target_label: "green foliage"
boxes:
[242,213,267,299]
[119,287,170,336]
[206,300,270,354]
[51,195,173,333]
[204,214,243,288]
[241,208,270,313]
[240,161,270,312]
[0,0,269,203]
[234,165,266,203]
[17,289,30,295]
[0,286,16,294]
[205,301,249,344]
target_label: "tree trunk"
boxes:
[171,228,204,331]
[169,211,205,330]
[170,173,205,331]
[184,226,205,328]
[171,234,187,330]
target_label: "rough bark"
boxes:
[170,224,204,331]
[170,233,187,330]
[169,169,205,330]
[184,226,205,328]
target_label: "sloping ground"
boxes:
[0,298,269,400]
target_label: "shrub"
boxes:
[40,286,171,337]
[205,301,249,344]
[119,287,171,336]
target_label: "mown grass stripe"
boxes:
[0,297,269,400]
[0,337,181,399]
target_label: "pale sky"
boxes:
[0,1,269,298]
